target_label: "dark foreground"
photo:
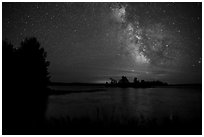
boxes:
[3,113,201,135]
[4,88,202,135]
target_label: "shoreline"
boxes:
[48,84,201,96]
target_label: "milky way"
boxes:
[3,2,202,84]
[110,3,196,68]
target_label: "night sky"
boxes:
[3,2,202,84]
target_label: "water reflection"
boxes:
[46,87,201,123]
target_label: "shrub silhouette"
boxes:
[3,37,50,134]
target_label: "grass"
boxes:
[3,88,202,135]
[3,107,201,135]
[42,107,201,135]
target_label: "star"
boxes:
[2,2,201,84]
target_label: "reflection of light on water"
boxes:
[126,88,154,118]
[46,87,201,123]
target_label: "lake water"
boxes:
[46,86,202,123]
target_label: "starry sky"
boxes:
[3,2,202,84]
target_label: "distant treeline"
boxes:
[106,76,168,88]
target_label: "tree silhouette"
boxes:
[133,77,138,84]
[118,76,129,84]
[3,37,50,134]
[3,40,17,133]
[18,37,50,87]
[109,78,117,85]
[118,76,130,87]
